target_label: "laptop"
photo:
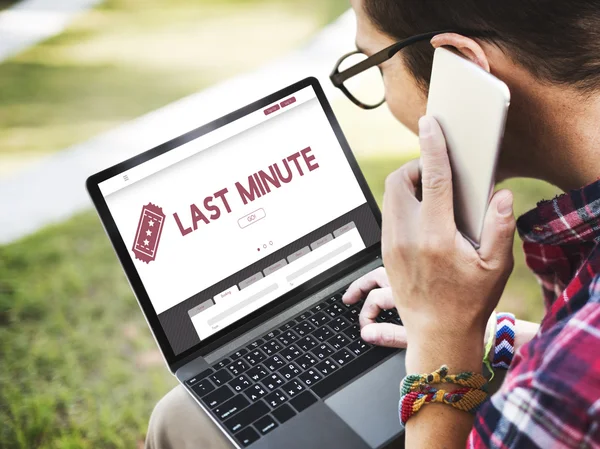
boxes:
[86,77,406,449]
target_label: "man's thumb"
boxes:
[478,189,516,266]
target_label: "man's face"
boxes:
[350,0,428,135]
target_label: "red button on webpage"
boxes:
[280,97,296,108]
[264,104,280,115]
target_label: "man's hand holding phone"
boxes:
[384,114,516,376]
[345,116,516,374]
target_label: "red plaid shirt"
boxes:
[469,179,600,448]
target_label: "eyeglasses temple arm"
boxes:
[331,28,494,86]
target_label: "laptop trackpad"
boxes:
[325,351,406,448]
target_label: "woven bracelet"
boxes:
[399,385,488,426]
[400,365,488,395]
[492,312,516,370]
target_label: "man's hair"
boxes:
[363,0,600,92]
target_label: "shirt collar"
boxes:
[517,179,600,245]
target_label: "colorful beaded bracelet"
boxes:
[399,365,489,427]
[399,385,488,426]
[400,365,488,396]
[492,312,516,370]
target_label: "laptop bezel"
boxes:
[86,77,383,370]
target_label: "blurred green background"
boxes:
[0,0,559,447]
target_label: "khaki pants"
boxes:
[146,386,233,449]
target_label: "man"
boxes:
[146,1,600,447]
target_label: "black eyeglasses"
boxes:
[330,29,488,109]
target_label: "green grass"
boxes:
[0,213,176,448]
[0,0,348,158]
[0,155,560,448]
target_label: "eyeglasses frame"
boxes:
[330,29,492,109]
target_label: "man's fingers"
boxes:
[418,116,454,225]
[478,189,516,267]
[381,160,422,256]
[383,160,421,209]
[393,159,421,197]
[342,267,389,304]
[361,323,407,348]
[358,288,395,328]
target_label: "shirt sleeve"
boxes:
[467,385,591,448]
[467,277,600,449]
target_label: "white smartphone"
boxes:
[426,46,511,247]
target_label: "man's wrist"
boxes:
[406,333,485,375]
[515,319,540,351]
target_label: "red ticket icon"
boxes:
[132,203,165,263]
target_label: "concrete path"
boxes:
[0,0,102,62]
[0,11,357,244]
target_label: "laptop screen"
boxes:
[97,84,381,356]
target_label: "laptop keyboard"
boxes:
[185,288,401,447]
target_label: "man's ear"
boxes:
[430,33,490,72]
